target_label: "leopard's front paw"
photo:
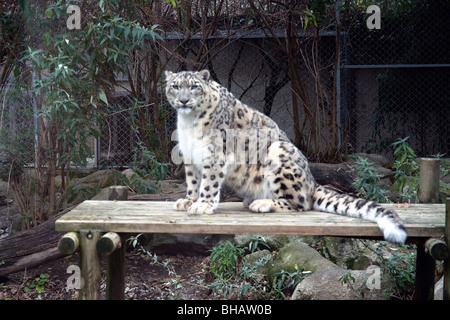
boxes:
[187,202,216,215]
[174,198,193,211]
[249,199,274,213]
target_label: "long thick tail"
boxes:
[312,185,407,244]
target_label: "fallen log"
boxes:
[0,206,76,277]
[308,162,358,194]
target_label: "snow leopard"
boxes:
[164,69,407,244]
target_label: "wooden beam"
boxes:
[425,238,448,261]
[418,158,440,203]
[58,232,80,255]
[79,230,101,300]
[97,232,121,256]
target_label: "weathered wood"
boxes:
[444,197,450,300]
[55,201,445,239]
[0,248,62,277]
[79,230,101,300]
[425,238,448,261]
[58,232,80,255]
[105,234,126,300]
[418,158,440,203]
[309,163,358,194]
[106,185,127,300]
[108,185,128,201]
[96,232,121,256]
[0,206,75,277]
[414,239,436,300]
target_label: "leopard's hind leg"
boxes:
[248,141,315,213]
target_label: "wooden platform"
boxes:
[55,200,445,240]
[54,199,450,301]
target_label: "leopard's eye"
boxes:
[191,85,198,90]
[172,85,179,90]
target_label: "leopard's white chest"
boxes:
[176,113,207,170]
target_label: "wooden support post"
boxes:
[418,158,440,203]
[58,232,80,255]
[414,159,441,300]
[414,239,436,300]
[105,186,128,300]
[444,197,450,300]
[79,230,101,300]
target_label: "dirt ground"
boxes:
[0,249,215,300]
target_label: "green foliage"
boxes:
[24,273,50,294]
[207,241,245,279]
[391,137,420,203]
[247,235,271,253]
[0,0,162,225]
[371,241,416,299]
[351,155,391,203]
[128,141,170,194]
[271,265,310,299]
[206,240,311,299]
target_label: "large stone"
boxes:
[351,153,392,168]
[268,242,338,281]
[234,234,302,252]
[67,169,127,204]
[291,268,390,300]
[320,237,372,270]
[242,250,273,273]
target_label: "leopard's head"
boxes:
[165,70,211,115]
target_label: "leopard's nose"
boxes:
[179,99,189,105]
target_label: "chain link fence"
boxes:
[340,0,450,157]
[2,1,449,169]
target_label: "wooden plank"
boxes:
[55,201,445,238]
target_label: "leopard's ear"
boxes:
[196,69,210,82]
[164,70,175,81]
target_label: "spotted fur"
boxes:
[165,70,407,244]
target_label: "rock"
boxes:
[243,250,273,272]
[122,168,135,181]
[67,169,128,204]
[320,237,372,270]
[234,234,300,252]
[268,242,338,281]
[351,153,392,168]
[291,268,390,300]
[152,180,186,194]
